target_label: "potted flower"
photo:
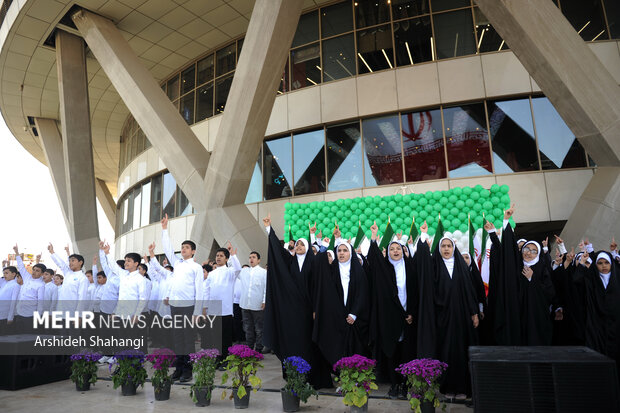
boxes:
[146,348,176,401]
[109,349,148,396]
[334,354,378,412]
[189,348,221,407]
[396,358,448,413]
[281,356,318,412]
[70,351,101,391]
[221,344,264,409]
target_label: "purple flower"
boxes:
[333,354,376,372]
[189,348,220,363]
[70,351,102,362]
[396,358,447,384]
[228,344,264,360]
[146,348,176,370]
[284,356,311,375]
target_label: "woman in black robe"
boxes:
[573,251,620,379]
[261,214,332,389]
[462,251,486,343]
[313,242,370,366]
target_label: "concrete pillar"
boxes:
[55,30,100,260]
[34,117,71,232]
[475,0,620,165]
[95,178,116,229]
[71,9,210,212]
[474,0,620,247]
[191,0,303,259]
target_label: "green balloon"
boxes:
[344,198,352,205]
[501,184,510,194]
[419,211,428,220]
[380,212,388,222]
[441,208,450,217]
[418,198,428,207]
[379,200,388,209]
[458,212,467,221]
[500,195,510,204]
[490,184,500,193]
[330,205,339,213]
[463,187,473,196]
[459,223,468,233]
[364,219,373,228]
[344,210,353,218]
[425,204,433,213]
[486,214,496,223]
[395,217,404,227]
[428,227,436,236]
[453,187,463,196]
[374,195,382,202]
[371,207,380,217]
[433,191,442,201]
[440,197,449,206]
[425,191,434,200]
[473,203,482,212]
[491,196,500,205]
[322,217,331,225]
[394,194,403,201]
[470,192,480,201]
[456,200,465,209]
[387,200,396,209]
[480,190,490,199]
[474,184,484,192]
[448,195,458,204]
[474,216,483,226]
[450,207,460,216]
[365,207,373,215]
[321,206,329,214]
[336,211,344,219]
[364,197,373,205]
[403,205,412,215]
[465,199,475,208]
[482,201,493,211]
[394,206,403,215]
[413,193,422,200]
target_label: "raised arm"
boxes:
[227,242,242,278]
[100,241,124,276]
[48,243,71,274]
[13,245,32,282]
[98,242,117,281]
[160,214,179,266]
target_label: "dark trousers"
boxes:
[0,319,15,335]
[241,309,264,351]
[386,341,405,387]
[233,303,245,343]
[221,315,233,356]
[170,305,195,375]
[13,315,33,334]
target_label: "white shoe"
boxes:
[107,357,116,364]
[98,356,108,363]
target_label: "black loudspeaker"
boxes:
[469,346,620,413]
[0,335,71,390]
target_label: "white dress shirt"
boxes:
[239,265,267,311]
[43,281,58,312]
[148,274,160,312]
[204,256,242,316]
[92,283,104,312]
[0,279,20,321]
[105,255,148,318]
[15,256,45,317]
[98,249,120,315]
[51,253,90,315]
[149,259,173,317]
[162,229,204,315]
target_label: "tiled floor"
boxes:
[0,352,473,412]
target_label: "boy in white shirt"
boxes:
[12,245,45,334]
[238,251,267,353]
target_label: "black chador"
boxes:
[313,242,370,366]
[263,229,331,389]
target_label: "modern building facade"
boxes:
[0,0,619,260]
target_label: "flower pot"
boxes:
[281,389,300,412]
[420,401,435,413]
[194,386,213,407]
[154,381,171,401]
[350,402,368,413]
[232,386,252,409]
[121,381,137,396]
[75,375,91,392]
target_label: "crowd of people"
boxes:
[1,204,618,400]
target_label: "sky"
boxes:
[0,117,115,268]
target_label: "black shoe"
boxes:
[388,384,399,399]
[171,370,182,381]
[179,374,192,383]
[398,383,408,400]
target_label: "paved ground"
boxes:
[0,352,473,412]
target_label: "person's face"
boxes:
[249,253,260,267]
[440,239,454,259]
[42,272,53,283]
[32,267,43,278]
[597,258,611,274]
[312,246,318,255]
[203,268,209,279]
[215,251,228,266]
[295,240,306,255]
[3,269,16,281]
[462,253,471,266]
[97,274,106,285]
[16,275,23,285]
[337,244,351,263]
[181,243,195,260]
[54,275,62,286]
[389,243,402,261]
[327,253,334,264]
[124,257,139,272]
[522,244,539,263]
[86,272,93,283]
[138,266,147,276]
[68,257,82,271]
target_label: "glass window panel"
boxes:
[363,115,404,186]
[293,129,326,196]
[393,16,433,65]
[130,133,138,159]
[474,8,507,52]
[123,191,134,234]
[196,82,214,122]
[392,0,430,19]
[140,182,151,227]
[176,186,192,216]
[119,139,126,171]
[321,2,353,37]
[132,187,141,230]
[245,151,263,203]
[292,11,319,47]
[150,174,162,224]
[433,9,476,59]
[116,198,123,234]
[180,91,195,124]
[402,109,446,181]
[327,121,364,191]
[443,103,492,178]
[355,0,390,28]
[431,0,470,13]
[532,97,587,169]
[322,34,356,81]
[162,172,176,218]
[357,24,394,73]
[216,43,236,76]
[278,58,290,94]
[487,98,539,173]
[290,43,321,90]
[197,54,214,85]
[181,65,195,95]
[215,74,233,114]
[264,136,293,200]
[604,0,620,38]
[560,0,608,41]
[166,75,179,101]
